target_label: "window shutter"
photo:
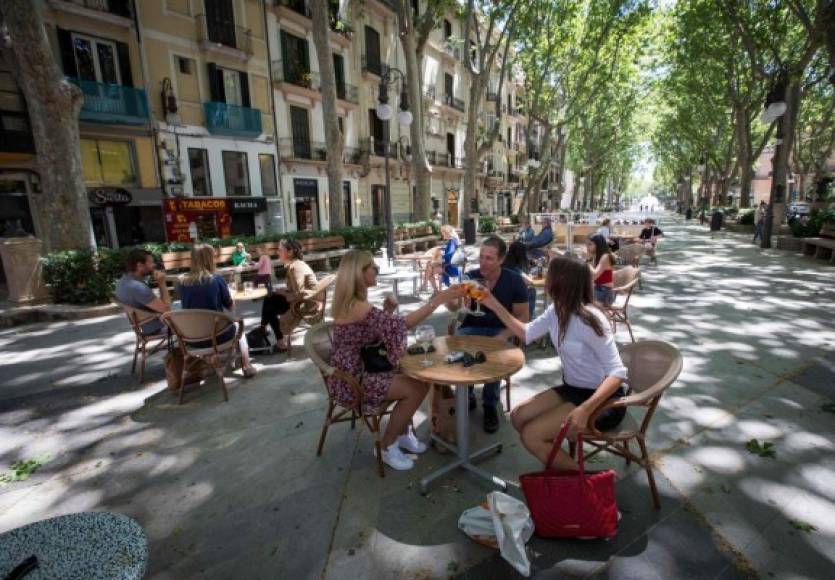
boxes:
[207,63,224,102]
[56,28,78,78]
[239,71,250,108]
[116,42,133,87]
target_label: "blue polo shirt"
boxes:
[461,267,529,329]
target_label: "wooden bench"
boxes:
[300,235,349,268]
[800,223,835,264]
[394,235,440,255]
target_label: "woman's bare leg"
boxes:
[510,388,563,433]
[381,375,429,447]
[520,402,579,470]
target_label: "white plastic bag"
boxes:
[458,492,534,576]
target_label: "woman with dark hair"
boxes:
[503,241,537,318]
[258,238,318,351]
[476,255,628,469]
[586,234,615,306]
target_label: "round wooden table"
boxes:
[400,335,524,493]
[231,286,268,301]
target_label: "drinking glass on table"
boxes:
[244,281,254,295]
[415,324,436,367]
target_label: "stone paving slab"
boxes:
[1,217,833,579]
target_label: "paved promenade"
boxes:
[1,217,833,579]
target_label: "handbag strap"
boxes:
[544,423,586,478]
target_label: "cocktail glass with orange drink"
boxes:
[464,278,487,317]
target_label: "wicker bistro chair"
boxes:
[116,300,171,384]
[573,340,683,509]
[615,243,645,268]
[160,310,244,404]
[305,322,396,477]
[603,266,641,342]
[286,274,336,356]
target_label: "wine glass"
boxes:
[415,324,436,367]
[467,278,487,317]
[244,281,254,295]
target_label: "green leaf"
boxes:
[0,455,51,486]
[788,520,816,533]
[746,439,776,459]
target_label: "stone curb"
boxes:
[0,301,120,328]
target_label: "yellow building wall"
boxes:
[135,137,157,188]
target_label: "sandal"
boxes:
[242,366,258,379]
[271,344,289,354]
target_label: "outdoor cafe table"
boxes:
[231,286,268,302]
[400,335,525,493]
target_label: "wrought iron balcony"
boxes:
[277,0,310,17]
[336,82,359,104]
[344,147,363,164]
[423,85,436,101]
[196,14,252,56]
[69,79,149,125]
[279,138,327,160]
[272,60,318,90]
[361,56,388,77]
[204,102,262,137]
[443,94,465,112]
[362,137,397,157]
[56,0,132,18]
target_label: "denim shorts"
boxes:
[594,285,615,306]
[553,383,627,431]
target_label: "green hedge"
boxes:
[478,216,496,233]
[790,208,835,238]
[40,223,435,305]
[738,209,755,225]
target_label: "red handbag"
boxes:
[519,424,619,538]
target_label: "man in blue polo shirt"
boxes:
[450,236,529,433]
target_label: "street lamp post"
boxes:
[375,67,412,264]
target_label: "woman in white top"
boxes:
[478,255,628,470]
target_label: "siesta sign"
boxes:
[87,187,133,206]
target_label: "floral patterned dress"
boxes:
[327,307,407,412]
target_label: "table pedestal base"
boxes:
[419,382,507,494]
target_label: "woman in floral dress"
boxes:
[329,250,464,471]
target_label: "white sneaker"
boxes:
[397,427,428,454]
[378,443,415,471]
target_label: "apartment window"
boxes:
[222,151,250,196]
[259,154,278,196]
[207,63,250,106]
[178,56,194,74]
[280,31,311,84]
[333,53,346,97]
[189,148,212,196]
[80,139,136,185]
[444,73,454,97]
[444,19,452,40]
[507,127,512,146]
[72,33,121,85]
[364,26,381,74]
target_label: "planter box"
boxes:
[776,236,803,251]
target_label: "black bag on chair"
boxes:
[246,326,272,354]
[361,341,394,373]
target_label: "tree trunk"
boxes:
[395,0,431,221]
[1,0,91,251]
[463,85,483,219]
[762,80,801,248]
[736,108,753,208]
[311,0,344,228]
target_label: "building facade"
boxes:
[0,0,543,246]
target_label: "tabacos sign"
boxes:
[88,187,133,206]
